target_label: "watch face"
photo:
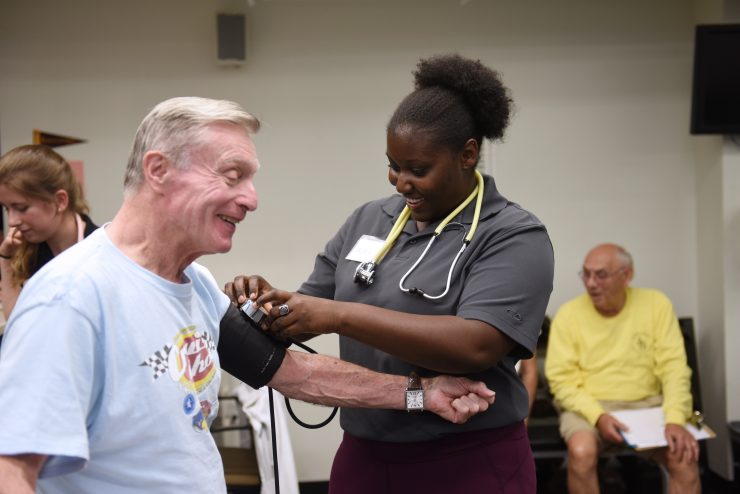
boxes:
[406,389,424,411]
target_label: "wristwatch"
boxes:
[405,372,424,412]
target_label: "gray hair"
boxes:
[614,245,634,270]
[123,97,260,191]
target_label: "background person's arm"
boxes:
[0,454,46,494]
[518,357,538,420]
[544,312,605,425]
[0,226,24,319]
[652,296,693,426]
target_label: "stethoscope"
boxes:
[354,170,484,299]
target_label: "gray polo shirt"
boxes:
[299,174,554,442]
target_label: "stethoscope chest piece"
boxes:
[353,170,485,299]
[354,261,377,285]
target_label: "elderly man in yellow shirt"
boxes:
[545,243,700,494]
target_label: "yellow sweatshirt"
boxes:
[545,287,692,426]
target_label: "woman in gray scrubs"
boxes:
[227,53,554,493]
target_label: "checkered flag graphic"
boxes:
[203,331,216,354]
[139,344,173,380]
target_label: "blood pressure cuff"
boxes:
[218,304,287,389]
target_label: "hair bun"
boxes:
[413,54,512,140]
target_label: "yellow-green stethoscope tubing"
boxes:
[365,170,485,300]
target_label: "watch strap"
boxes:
[405,371,424,412]
[407,371,422,390]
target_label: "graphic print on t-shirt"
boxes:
[139,325,218,431]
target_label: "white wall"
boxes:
[1,0,727,482]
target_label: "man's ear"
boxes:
[460,138,479,170]
[623,267,634,286]
[53,189,70,213]
[142,150,172,193]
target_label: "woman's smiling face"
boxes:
[386,125,478,226]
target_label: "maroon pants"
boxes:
[329,422,535,494]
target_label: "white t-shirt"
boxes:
[0,227,230,494]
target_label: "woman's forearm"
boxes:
[333,301,515,373]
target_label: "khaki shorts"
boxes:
[557,395,664,449]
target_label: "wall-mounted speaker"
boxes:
[217,13,246,65]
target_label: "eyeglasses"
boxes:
[578,268,625,283]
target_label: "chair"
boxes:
[677,317,708,475]
[677,318,702,413]
[528,319,571,491]
[729,421,740,485]
[528,317,567,462]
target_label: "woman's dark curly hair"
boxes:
[387,54,513,155]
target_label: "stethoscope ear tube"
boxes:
[399,240,469,300]
[283,339,340,428]
[357,171,484,297]
[285,395,339,429]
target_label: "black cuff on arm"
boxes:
[218,304,286,389]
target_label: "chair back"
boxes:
[677,317,702,412]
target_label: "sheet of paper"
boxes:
[611,407,715,450]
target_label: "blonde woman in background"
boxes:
[0,145,97,320]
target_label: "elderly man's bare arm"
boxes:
[271,350,496,424]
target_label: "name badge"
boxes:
[345,235,385,263]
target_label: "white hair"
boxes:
[123,97,260,191]
[614,245,634,270]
